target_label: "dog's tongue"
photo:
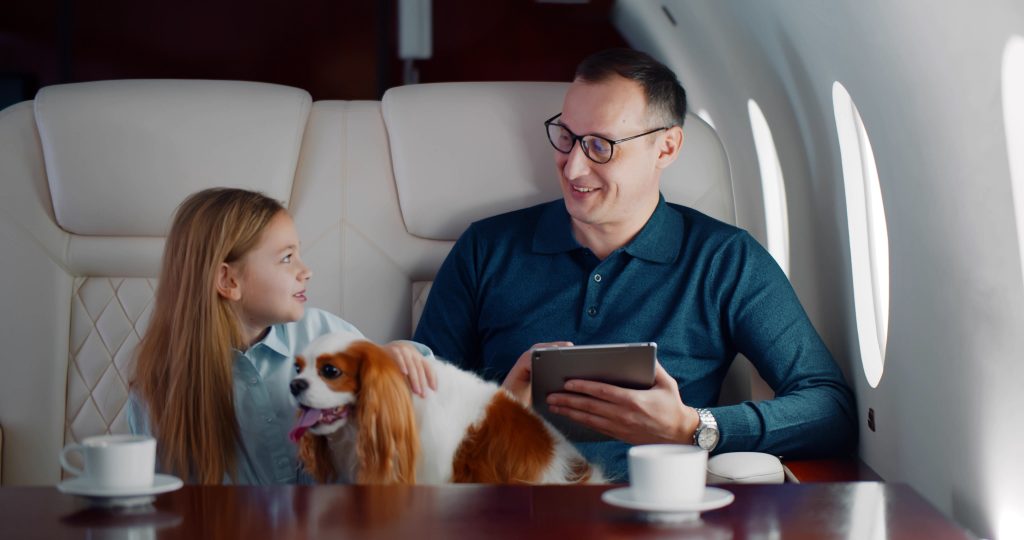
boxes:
[288,408,323,443]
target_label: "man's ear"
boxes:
[655,126,684,170]
[216,262,242,301]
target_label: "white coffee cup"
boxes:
[628,444,708,505]
[60,434,156,489]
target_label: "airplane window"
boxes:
[696,108,716,129]
[1003,35,1024,293]
[747,99,790,277]
[832,81,890,388]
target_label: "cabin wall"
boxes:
[616,1,1024,537]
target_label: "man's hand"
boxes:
[501,341,573,405]
[545,360,701,444]
[382,341,438,398]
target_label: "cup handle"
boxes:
[60,444,85,476]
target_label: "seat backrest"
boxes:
[383,81,734,239]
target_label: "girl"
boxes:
[129,188,434,484]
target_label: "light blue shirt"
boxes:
[128,307,364,485]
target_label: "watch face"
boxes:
[698,427,719,449]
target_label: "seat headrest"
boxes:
[382,81,734,241]
[34,80,311,236]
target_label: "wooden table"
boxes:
[0,482,972,539]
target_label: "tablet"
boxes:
[530,342,657,442]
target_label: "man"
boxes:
[413,48,856,479]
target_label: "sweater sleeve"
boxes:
[708,232,858,458]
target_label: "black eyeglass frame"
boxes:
[543,113,671,164]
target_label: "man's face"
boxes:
[555,76,666,237]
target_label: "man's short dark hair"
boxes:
[575,48,687,127]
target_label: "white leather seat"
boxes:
[0,80,323,484]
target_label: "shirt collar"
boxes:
[623,194,684,264]
[247,324,291,359]
[531,195,684,264]
[532,200,581,254]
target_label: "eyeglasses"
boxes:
[543,113,670,164]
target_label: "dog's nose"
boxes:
[289,379,309,397]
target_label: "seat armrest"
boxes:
[782,458,882,482]
[707,452,784,484]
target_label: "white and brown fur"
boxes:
[289,331,604,484]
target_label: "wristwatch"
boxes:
[693,408,720,452]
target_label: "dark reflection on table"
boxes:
[0,482,973,540]
[159,486,311,539]
[531,486,733,539]
[293,484,421,535]
[59,504,182,540]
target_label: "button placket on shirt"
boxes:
[581,262,610,332]
[240,351,279,455]
[254,348,302,482]
[249,350,297,482]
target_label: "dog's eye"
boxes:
[293,362,301,374]
[321,365,343,379]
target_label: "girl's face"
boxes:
[229,212,311,339]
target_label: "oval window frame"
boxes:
[832,81,891,388]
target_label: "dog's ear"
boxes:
[349,341,419,484]
[298,431,336,483]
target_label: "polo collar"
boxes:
[531,195,684,264]
[532,200,581,254]
[623,195,684,264]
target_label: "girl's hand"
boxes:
[382,341,438,398]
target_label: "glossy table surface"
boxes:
[0,482,972,539]
[784,458,883,482]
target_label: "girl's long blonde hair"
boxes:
[133,188,285,484]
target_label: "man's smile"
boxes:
[572,185,599,193]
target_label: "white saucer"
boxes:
[601,486,734,523]
[57,474,183,507]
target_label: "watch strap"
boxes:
[693,407,719,451]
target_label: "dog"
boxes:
[288,330,604,484]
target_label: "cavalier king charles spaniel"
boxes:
[288,331,603,484]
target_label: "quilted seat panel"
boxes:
[61,278,155,474]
